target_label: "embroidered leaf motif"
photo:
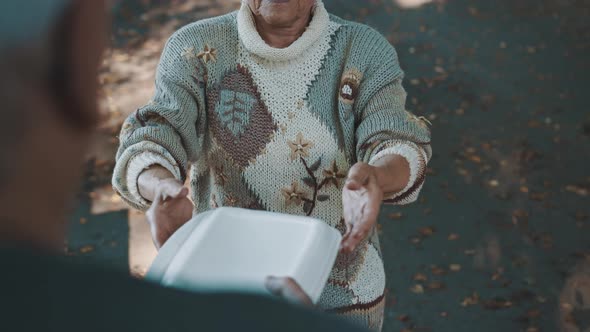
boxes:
[317,195,330,202]
[215,90,256,137]
[302,177,316,188]
[303,201,313,215]
[309,158,322,172]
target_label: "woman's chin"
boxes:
[259,12,300,27]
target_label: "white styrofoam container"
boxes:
[146,207,342,304]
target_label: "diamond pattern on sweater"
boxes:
[207,65,276,168]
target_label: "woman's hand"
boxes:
[139,166,193,249]
[265,276,313,307]
[340,162,384,254]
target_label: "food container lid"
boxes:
[147,207,342,304]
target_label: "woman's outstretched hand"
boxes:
[139,166,193,249]
[341,162,383,254]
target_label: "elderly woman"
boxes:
[113,0,431,329]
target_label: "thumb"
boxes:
[161,183,188,201]
[346,169,368,190]
[265,276,284,296]
[172,186,189,199]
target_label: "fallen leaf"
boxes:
[461,292,480,306]
[410,236,422,245]
[389,212,404,220]
[80,218,88,225]
[448,233,460,241]
[413,273,428,282]
[419,226,436,237]
[483,298,513,310]
[431,266,447,275]
[467,155,482,163]
[450,264,462,272]
[565,185,589,196]
[427,281,446,290]
[80,245,95,254]
[410,284,425,294]
[529,192,548,201]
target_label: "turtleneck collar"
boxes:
[237,1,330,62]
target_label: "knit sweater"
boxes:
[113,2,431,330]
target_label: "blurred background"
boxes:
[69,0,590,331]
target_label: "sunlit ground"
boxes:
[71,0,590,331]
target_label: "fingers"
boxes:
[345,163,371,190]
[342,195,382,253]
[341,219,370,254]
[265,276,313,307]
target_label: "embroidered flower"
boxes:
[287,132,314,161]
[181,47,196,61]
[214,166,228,186]
[197,44,217,63]
[323,160,347,188]
[281,182,307,206]
[225,193,237,206]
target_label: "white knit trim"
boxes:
[126,151,181,206]
[237,1,330,62]
[369,141,427,204]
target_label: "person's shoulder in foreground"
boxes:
[0,247,368,332]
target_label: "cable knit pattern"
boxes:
[112,2,432,330]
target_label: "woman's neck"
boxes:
[253,14,312,48]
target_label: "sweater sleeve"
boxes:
[112,33,204,211]
[353,28,432,205]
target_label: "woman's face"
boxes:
[247,0,316,27]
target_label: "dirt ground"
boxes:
[68,0,590,331]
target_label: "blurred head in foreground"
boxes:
[0,1,107,251]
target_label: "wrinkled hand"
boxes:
[146,178,193,249]
[341,162,383,254]
[265,276,313,307]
